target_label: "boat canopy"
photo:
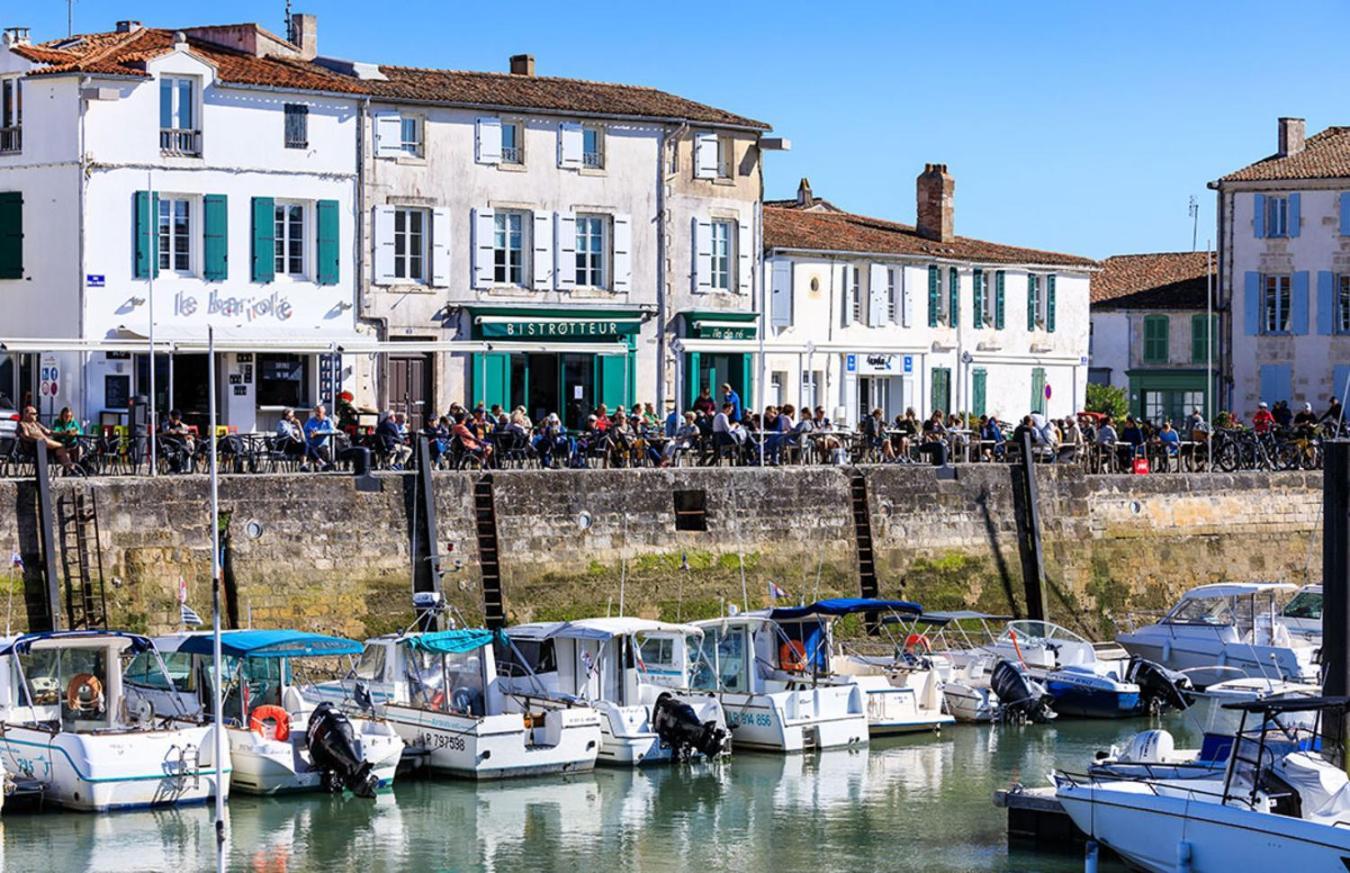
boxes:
[174,629,363,659]
[1181,583,1298,599]
[898,610,1013,626]
[1221,695,1350,714]
[404,629,498,655]
[769,598,922,621]
[508,617,702,641]
[0,630,154,657]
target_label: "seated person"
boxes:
[451,412,493,463]
[376,411,413,469]
[274,408,306,457]
[303,404,338,471]
[160,409,196,471]
[1157,421,1181,456]
[16,405,78,472]
[50,406,84,465]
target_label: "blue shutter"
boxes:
[134,190,159,279]
[1244,272,1261,335]
[1288,193,1301,238]
[1318,271,1336,335]
[1259,363,1292,407]
[1291,271,1310,334]
[202,194,228,281]
[972,268,984,328]
[1046,274,1057,333]
[1341,192,1350,237]
[316,199,339,286]
[927,265,939,328]
[1253,194,1266,239]
[995,270,1006,329]
[251,197,275,284]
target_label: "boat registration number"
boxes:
[422,733,467,752]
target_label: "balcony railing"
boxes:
[501,146,522,165]
[0,127,19,154]
[583,150,603,169]
[160,128,202,157]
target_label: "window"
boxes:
[575,213,607,288]
[0,77,20,153]
[1265,196,1289,238]
[1142,315,1169,364]
[393,208,426,282]
[158,76,199,155]
[582,124,604,169]
[886,267,898,322]
[500,121,523,164]
[157,198,191,273]
[399,116,422,157]
[638,635,676,669]
[710,220,733,291]
[716,135,733,179]
[283,104,308,149]
[273,203,305,276]
[1338,275,1350,335]
[973,270,994,328]
[673,489,708,532]
[802,370,823,410]
[847,265,861,322]
[256,354,309,407]
[1263,274,1291,333]
[493,211,526,285]
[354,645,386,683]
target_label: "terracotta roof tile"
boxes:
[1219,126,1350,183]
[1090,252,1213,309]
[764,204,1096,268]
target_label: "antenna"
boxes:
[67,0,75,37]
[1188,195,1199,252]
[285,0,294,42]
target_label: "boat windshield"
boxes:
[20,645,111,725]
[1164,595,1241,626]
[354,645,387,683]
[406,648,485,716]
[125,651,196,693]
[1001,621,1088,644]
[690,625,751,693]
[1283,590,1323,621]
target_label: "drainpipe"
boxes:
[655,124,668,413]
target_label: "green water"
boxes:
[0,718,1192,872]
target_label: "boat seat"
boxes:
[1275,752,1348,817]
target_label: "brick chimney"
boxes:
[510,54,535,77]
[1278,117,1306,157]
[290,13,317,61]
[797,177,814,208]
[916,163,955,242]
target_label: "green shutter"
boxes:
[473,352,511,409]
[316,199,339,286]
[134,190,159,280]
[1191,314,1215,363]
[251,196,275,284]
[1027,274,1038,330]
[995,270,1006,329]
[1030,367,1046,414]
[203,194,228,281]
[927,265,940,327]
[949,267,959,328]
[0,192,21,280]
[686,352,701,408]
[972,368,987,416]
[931,367,950,414]
[596,352,630,410]
[1046,274,1057,333]
[972,268,984,328]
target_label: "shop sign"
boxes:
[856,354,898,375]
[694,325,757,340]
[173,289,294,323]
[480,320,639,339]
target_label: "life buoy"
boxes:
[904,633,931,654]
[249,705,291,742]
[66,673,103,712]
[780,641,808,673]
[430,690,446,711]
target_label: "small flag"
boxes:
[181,603,203,627]
[9,553,22,571]
[768,581,788,601]
[178,578,189,604]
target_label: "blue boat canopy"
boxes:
[0,630,154,657]
[769,598,922,621]
[175,630,363,659]
[404,629,497,655]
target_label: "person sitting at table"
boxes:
[642,403,660,430]
[426,415,451,467]
[979,415,1006,460]
[1120,416,1145,458]
[451,411,492,464]
[160,409,196,472]
[1157,420,1181,459]
[303,404,338,472]
[922,411,946,443]
[16,405,79,473]
[710,403,740,459]
[336,391,361,431]
[275,408,305,460]
[663,402,681,438]
[661,412,699,467]
[593,404,612,433]
[51,406,85,465]
[534,413,573,468]
[693,387,716,417]
[862,408,895,462]
[812,407,831,430]
[606,409,635,462]
[470,406,490,440]
[375,410,412,470]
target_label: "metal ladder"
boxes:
[849,471,879,599]
[56,489,108,630]
[473,475,506,629]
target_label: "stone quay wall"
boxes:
[0,467,1323,640]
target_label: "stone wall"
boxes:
[0,467,1324,641]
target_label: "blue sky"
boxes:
[20,0,1349,258]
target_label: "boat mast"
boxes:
[207,326,227,846]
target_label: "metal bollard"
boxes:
[344,446,382,493]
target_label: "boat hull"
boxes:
[225,724,402,795]
[384,704,601,779]
[1044,681,1141,719]
[718,687,868,752]
[853,677,954,735]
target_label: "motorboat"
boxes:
[142,630,404,797]
[768,598,954,735]
[307,628,603,779]
[689,613,869,752]
[1056,695,1350,872]
[500,618,729,766]
[981,620,1150,718]
[1281,584,1323,642]
[1117,582,1319,688]
[0,630,227,811]
[1186,674,1321,737]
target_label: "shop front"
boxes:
[677,311,758,412]
[1128,369,1214,425]
[842,351,918,424]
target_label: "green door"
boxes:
[1030,367,1047,415]
[473,352,511,410]
[595,353,630,412]
[931,367,951,415]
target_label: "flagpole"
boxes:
[208,325,226,845]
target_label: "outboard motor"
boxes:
[1127,655,1193,714]
[306,702,379,798]
[651,692,727,761]
[990,659,1056,724]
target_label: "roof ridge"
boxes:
[378,63,680,97]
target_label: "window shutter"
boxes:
[842,265,855,327]
[316,199,340,286]
[373,206,397,284]
[1244,272,1261,335]
[927,265,940,328]
[770,259,792,328]
[203,194,228,281]
[972,268,984,328]
[250,196,274,284]
[1288,193,1301,239]
[737,221,752,294]
[532,211,552,291]
[430,208,451,286]
[1253,193,1266,238]
[972,369,986,417]
[134,190,159,280]
[900,268,913,327]
[471,207,495,288]
[1291,270,1310,334]
[995,270,1006,329]
[374,113,402,159]
[558,122,583,169]
[694,132,719,179]
[1190,314,1206,363]
[694,218,712,292]
[1144,316,1168,363]
[475,117,502,165]
[868,263,887,327]
[1341,193,1350,237]
[555,212,576,290]
[1046,273,1057,333]
[948,267,959,328]
[1318,271,1336,335]
[612,213,632,293]
[0,191,21,280]
[1026,274,1038,330]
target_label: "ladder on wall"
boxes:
[56,490,108,630]
[473,475,506,630]
[849,472,879,600]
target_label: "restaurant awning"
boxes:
[467,307,645,341]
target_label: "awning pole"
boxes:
[147,169,156,478]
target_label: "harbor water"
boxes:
[0,716,1211,873]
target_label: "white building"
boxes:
[0,17,366,431]
[763,172,1095,425]
[1213,117,1350,418]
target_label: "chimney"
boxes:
[289,13,317,61]
[916,163,955,242]
[509,54,535,77]
[115,20,142,33]
[797,177,814,208]
[2,26,31,46]
[1278,117,1306,157]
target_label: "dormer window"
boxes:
[159,76,200,156]
[0,77,20,154]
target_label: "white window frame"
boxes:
[0,76,20,154]
[157,196,193,275]
[500,120,524,165]
[273,201,307,278]
[1338,274,1350,335]
[710,220,734,291]
[399,115,423,157]
[803,370,823,410]
[1266,196,1289,238]
[574,213,608,289]
[716,134,734,179]
[159,75,200,155]
[582,123,605,169]
[493,210,528,286]
[393,207,428,283]
[1263,273,1291,333]
[848,266,862,323]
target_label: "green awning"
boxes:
[405,629,498,655]
[680,310,759,339]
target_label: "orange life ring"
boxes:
[66,673,103,712]
[904,633,931,654]
[249,705,291,742]
[780,641,808,673]
[430,690,446,710]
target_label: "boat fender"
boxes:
[249,704,292,742]
[66,673,104,713]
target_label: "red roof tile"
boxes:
[1219,126,1350,183]
[1090,252,1214,309]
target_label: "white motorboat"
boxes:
[1056,695,1350,872]
[500,618,729,766]
[144,630,404,797]
[985,620,1148,718]
[0,630,227,811]
[1281,584,1323,642]
[690,613,869,752]
[1117,582,1319,688]
[307,628,602,779]
[881,610,1024,723]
